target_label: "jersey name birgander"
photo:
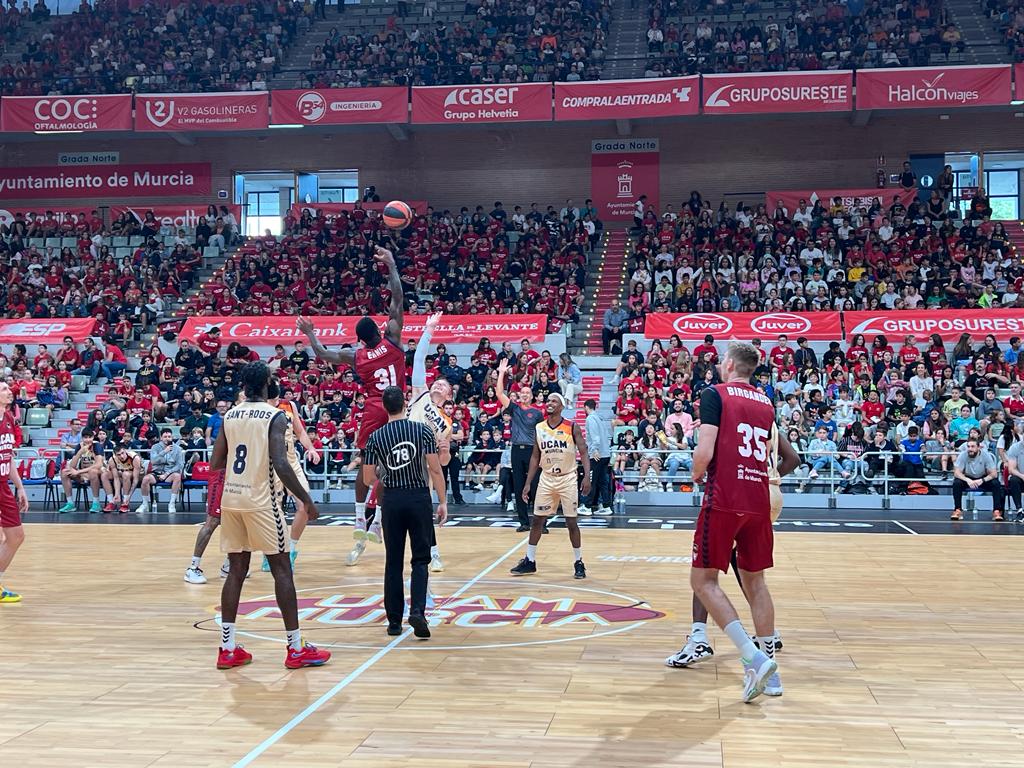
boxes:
[725,385,773,406]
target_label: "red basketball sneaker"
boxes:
[285,642,332,669]
[217,645,253,669]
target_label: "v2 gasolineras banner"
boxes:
[180,315,550,345]
[855,65,1012,110]
[135,92,270,131]
[555,76,698,121]
[0,94,133,132]
[644,310,843,341]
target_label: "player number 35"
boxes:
[736,423,769,461]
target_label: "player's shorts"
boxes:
[533,473,579,518]
[356,399,389,450]
[692,507,773,573]
[220,504,289,555]
[0,492,21,529]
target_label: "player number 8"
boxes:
[232,444,248,474]
[736,423,769,461]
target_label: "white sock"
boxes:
[354,502,366,525]
[289,539,299,552]
[572,547,582,561]
[526,544,537,561]
[191,556,201,569]
[430,545,439,558]
[220,622,237,651]
[286,629,303,651]
[64,488,72,500]
[757,635,776,659]
[724,619,759,662]
[691,621,708,642]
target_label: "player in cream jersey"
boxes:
[510,393,591,580]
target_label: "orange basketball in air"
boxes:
[382,200,413,229]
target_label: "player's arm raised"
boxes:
[296,316,355,367]
[573,422,591,498]
[496,358,512,409]
[375,245,404,346]
[411,311,442,398]
[269,412,318,520]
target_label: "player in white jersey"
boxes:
[348,313,453,569]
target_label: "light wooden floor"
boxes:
[2,525,1024,768]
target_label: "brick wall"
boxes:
[0,112,1019,210]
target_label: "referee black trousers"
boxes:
[511,444,538,527]
[381,488,433,625]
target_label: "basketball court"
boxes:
[2,518,1023,767]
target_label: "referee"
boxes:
[363,386,448,640]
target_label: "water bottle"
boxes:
[972,506,978,521]
[613,481,626,515]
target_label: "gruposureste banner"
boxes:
[270,87,408,125]
[180,314,550,345]
[855,65,1012,110]
[0,318,98,345]
[135,92,270,131]
[411,83,552,124]
[844,309,1024,343]
[765,186,918,214]
[554,77,698,121]
[644,311,843,341]
[702,70,852,114]
[0,94,133,132]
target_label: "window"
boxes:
[953,170,1018,221]
[246,192,282,236]
[319,186,360,203]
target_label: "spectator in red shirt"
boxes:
[314,411,337,442]
[101,341,128,380]
[56,336,80,370]
[768,335,792,368]
[692,335,719,364]
[195,326,222,365]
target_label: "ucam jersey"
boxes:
[408,391,452,444]
[701,382,775,516]
[221,401,284,513]
[536,418,578,477]
[355,337,407,399]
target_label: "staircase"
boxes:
[603,0,650,80]
[573,229,631,356]
[944,0,1007,64]
[1005,220,1024,257]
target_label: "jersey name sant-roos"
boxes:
[704,383,775,516]
[355,338,407,399]
[221,401,284,513]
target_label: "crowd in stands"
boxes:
[291,0,610,89]
[644,0,963,77]
[988,0,1024,61]
[0,0,308,96]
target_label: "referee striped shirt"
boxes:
[363,418,436,490]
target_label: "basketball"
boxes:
[382,200,413,229]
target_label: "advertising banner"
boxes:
[0,162,211,200]
[644,311,843,341]
[554,76,698,121]
[270,87,408,125]
[135,92,270,131]
[0,205,97,228]
[591,138,659,222]
[855,65,1012,110]
[411,83,551,124]
[180,314,550,345]
[0,318,97,345]
[0,94,133,132]
[702,70,852,114]
[765,186,918,214]
[109,203,241,230]
[844,309,1024,343]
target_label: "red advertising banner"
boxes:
[591,138,659,222]
[0,162,211,200]
[0,318,97,345]
[0,94,133,132]
[180,314,550,345]
[644,311,843,341]
[110,204,241,230]
[855,65,1012,110]
[135,92,269,131]
[554,76,698,121]
[411,83,551,124]
[765,186,917,214]
[702,70,852,114]
[290,202,429,220]
[844,309,1024,343]
[0,205,97,228]
[271,87,407,125]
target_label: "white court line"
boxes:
[232,538,526,768]
[890,520,919,535]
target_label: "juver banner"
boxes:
[411,83,552,124]
[855,65,1012,110]
[644,311,843,341]
[180,315,550,345]
[0,94,133,132]
[555,77,698,121]
[135,93,270,131]
[271,88,408,125]
[702,71,852,114]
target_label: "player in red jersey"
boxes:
[686,343,800,703]
[0,383,29,603]
[298,245,405,550]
